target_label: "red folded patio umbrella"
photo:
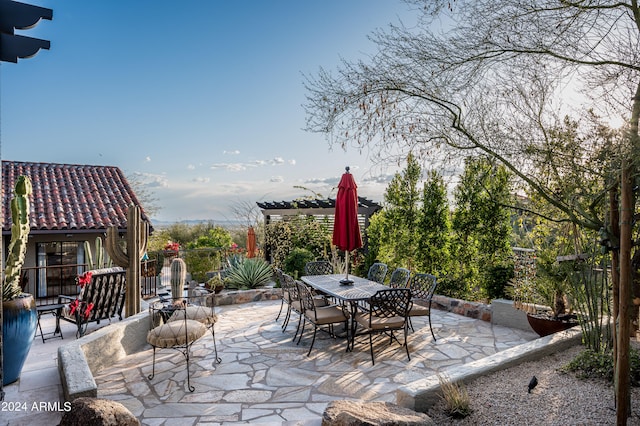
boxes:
[247,226,257,258]
[332,167,363,284]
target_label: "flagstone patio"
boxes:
[88,299,537,424]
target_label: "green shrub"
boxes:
[283,248,315,278]
[484,263,514,301]
[264,215,332,269]
[436,274,469,299]
[183,249,223,283]
[561,348,640,386]
[224,258,273,290]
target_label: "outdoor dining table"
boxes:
[300,273,389,351]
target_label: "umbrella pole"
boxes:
[345,250,350,280]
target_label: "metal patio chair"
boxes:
[304,261,334,276]
[274,267,288,322]
[166,293,222,364]
[296,282,349,356]
[146,298,207,392]
[353,288,412,365]
[388,268,411,289]
[367,262,388,284]
[407,273,438,341]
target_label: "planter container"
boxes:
[2,294,37,385]
[526,313,578,337]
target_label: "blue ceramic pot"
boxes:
[2,294,37,385]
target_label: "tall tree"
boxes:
[418,170,451,276]
[126,173,161,218]
[367,153,422,270]
[304,1,639,421]
[451,157,512,299]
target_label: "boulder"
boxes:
[59,397,139,426]
[322,400,434,426]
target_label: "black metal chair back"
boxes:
[388,268,411,288]
[367,262,388,284]
[304,261,334,276]
[355,288,412,364]
[407,273,438,341]
[369,288,411,319]
[408,273,438,301]
[297,282,317,316]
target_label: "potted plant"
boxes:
[2,176,37,385]
[205,273,225,294]
[510,247,578,336]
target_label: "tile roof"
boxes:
[2,161,151,233]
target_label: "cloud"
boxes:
[187,164,195,170]
[133,171,169,188]
[362,173,395,184]
[209,157,298,171]
[192,177,210,183]
[145,156,152,162]
[210,163,248,171]
[270,176,284,183]
[304,176,341,186]
[223,150,240,155]
[226,163,248,172]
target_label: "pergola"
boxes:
[256,197,382,259]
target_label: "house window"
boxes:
[36,242,84,298]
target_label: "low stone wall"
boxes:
[214,287,281,305]
[432,295,492,322]
[58,287,282,401]
[396,327,582,412]
[58,311,149,401]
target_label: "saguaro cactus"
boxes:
[84,236,111,270]
[3,176,32,301]
[105,205,148,317]
[170,257,187,300]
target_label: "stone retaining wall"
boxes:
[432,295,492,322]
[213,287,281,305]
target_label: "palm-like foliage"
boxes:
[224,258,273,289]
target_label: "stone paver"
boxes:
[2,299,537,426]
[92,300,536,425]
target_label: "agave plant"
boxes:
[224,258,273,289]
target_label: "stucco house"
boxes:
[2,160,152,303]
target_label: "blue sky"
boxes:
[1,1,416,223]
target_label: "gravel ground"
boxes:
[427,344,640,426]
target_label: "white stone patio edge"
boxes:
[57,288,281,401]
[396,327,582,413]
[57,311,149,401]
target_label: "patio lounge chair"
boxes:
[58,267,126,338]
